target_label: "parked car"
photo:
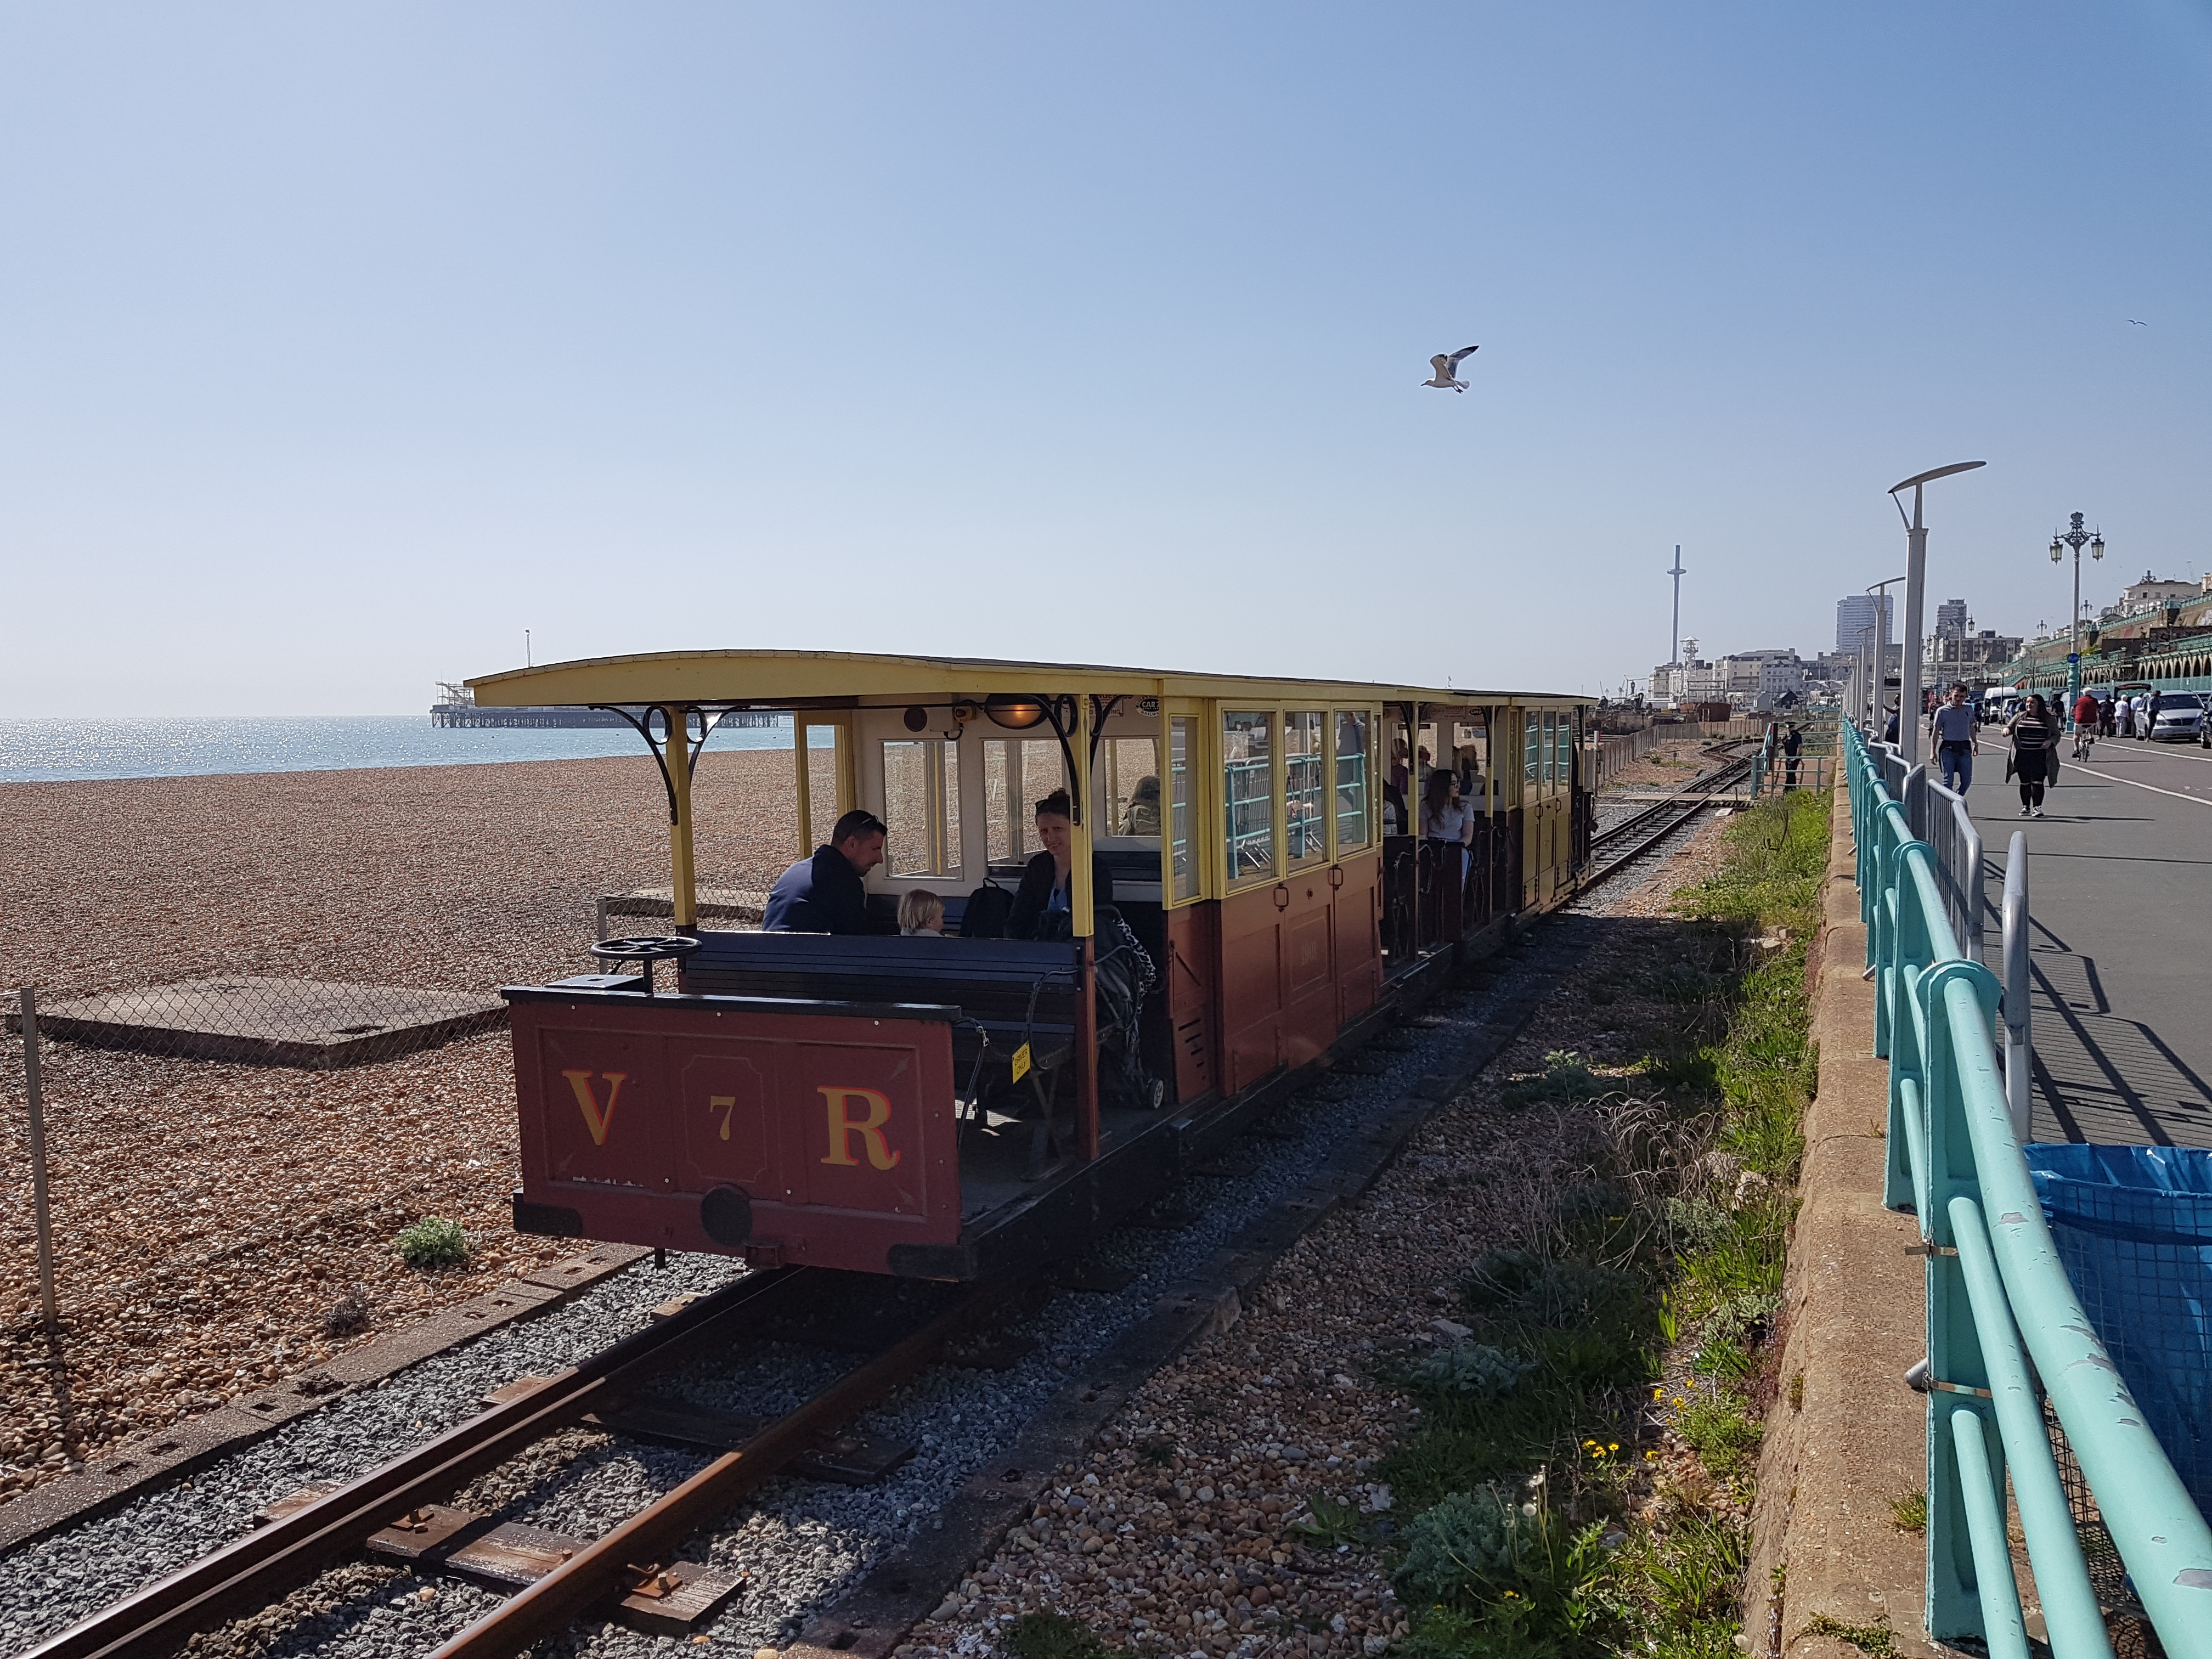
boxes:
[2149,692,2207,744]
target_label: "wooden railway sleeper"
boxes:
[19,1266,816,1659]
[426,1279,1019,1659]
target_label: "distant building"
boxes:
[2121,571,2199,612]
[1925,629,2024,681]
[1836,594,1893,655]
[1714,650,1805,711]
[1647,659,1723,706]
[1934,599,1970,639]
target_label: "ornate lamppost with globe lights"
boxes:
[2050,513,2104,722]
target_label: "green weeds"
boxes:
[1003,1611,1135,1659]
[1675,1389,1763,1479]
[1802,1614,1896,1658]
[394,1216,469,1269]
[1379,793,1825,1659]
[1291,1493,1367,1547]
[1503,1051,1611,1109]
[1888,1490,1927,1534]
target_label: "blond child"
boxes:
[898,889,946,936]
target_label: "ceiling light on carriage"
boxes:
[902,705,930,732]
[984,694,1048,730]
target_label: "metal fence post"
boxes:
[20,988,58,1332]
[595,894,610,943]
[2001,833,2032,1142]
[1920,957,2007,1639]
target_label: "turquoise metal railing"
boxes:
[1844,718,2212,1657]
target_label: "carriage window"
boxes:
[984,738,1065,861]
[1101,736,1162,837]
[1523,714,1539,790]
[1284,711,1325,865]
[1169,716,1198,900]
[1555,714,1575,791]
[943,743,962,855]
[797,720,843,850]
[1541,713,1556,792]
[1223,710,1274,881]
[1334,709,1370,851]
[881,741,946,876]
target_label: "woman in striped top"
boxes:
[2007,695,2058,818]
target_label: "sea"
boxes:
[0,716,830,785]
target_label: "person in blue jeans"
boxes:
[1930,681,1979,791]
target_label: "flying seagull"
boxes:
[1423,345,1479,392]
[2129,318,2148,326]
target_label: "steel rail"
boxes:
[20,1266,816,1659]
[1582,744,1757,887]
[1592,743,1756,847]
[428,1280,1014,1659]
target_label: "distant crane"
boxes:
[1422,346,1479,392]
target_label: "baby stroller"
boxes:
[1092,906,1164,1110]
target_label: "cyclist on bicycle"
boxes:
[2072,689,2100,760]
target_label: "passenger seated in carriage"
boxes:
[897,888,946,936]
[1007,789,1115,941]
[763,809,898,934]
[1120,775,1162,836]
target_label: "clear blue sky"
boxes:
[3,3,2208,714]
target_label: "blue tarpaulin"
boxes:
[2024,1143,2212,1517]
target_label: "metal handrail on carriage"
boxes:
[1844,719,2212,1658]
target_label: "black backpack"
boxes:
[961,879,1015,939]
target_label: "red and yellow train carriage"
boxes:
[468,651,1593,1280]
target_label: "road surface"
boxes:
[1960,731,2212,1148]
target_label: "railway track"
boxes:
[1581,741,1758,889]
[22,1268,1009,1659]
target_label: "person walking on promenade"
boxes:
[2007,694,2059,819]
[1782,722,1804,789]
[1931,684,1978,792]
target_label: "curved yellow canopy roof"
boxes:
[466,647,1582,710]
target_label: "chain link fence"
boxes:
[0,743,806,1499]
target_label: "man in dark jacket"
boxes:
[764,810,895,934]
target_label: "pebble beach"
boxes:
[0,750,811,1499]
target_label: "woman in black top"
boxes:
[1008,788,1115,939]
[2007,695,2058,818]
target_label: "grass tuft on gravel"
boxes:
[1005,1610,1136,1659]
[394,1216,470,1270]
[1377,789,1829,1659]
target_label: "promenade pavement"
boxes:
[1956,731,2212,1149]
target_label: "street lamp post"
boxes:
[1889,461,1987,766]
[1865,575,1907,736]
[2049,512,2104,724]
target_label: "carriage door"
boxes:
[1520,710,1542,909]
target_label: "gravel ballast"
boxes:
[1,911,1611,1658]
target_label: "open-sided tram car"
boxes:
[469,651,1595,1281]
